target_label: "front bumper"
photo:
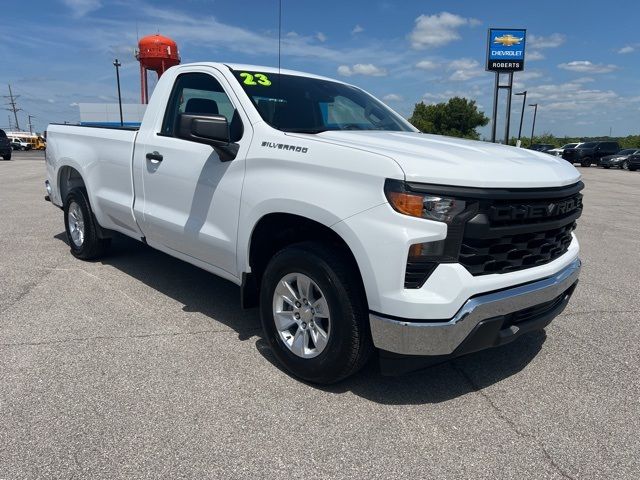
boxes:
[370,258,580,356]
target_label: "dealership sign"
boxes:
[486,28,526,72]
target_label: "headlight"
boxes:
[384,179,476,289]
[384,180,466,223]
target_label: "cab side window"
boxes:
[161,72,243,142]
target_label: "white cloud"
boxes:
[383,94,403,102]
[528,82,619,112]
[618,45,635,54]
[337,63,388,77]
[415,60,439,70]
[529,33,566,49]
[61,0,102,18]
[315,32,327,42]
[446,58,483,81]
[352,24,364,35]
[528,51,545,61]
[558,61,618,74]
[409,12,480,49]
[286,31,299,38]
[448,58,478,70]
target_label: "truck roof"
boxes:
[185,62,342,83]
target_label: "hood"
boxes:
[311,131,580,188]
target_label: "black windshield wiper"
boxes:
[280,128,328,134]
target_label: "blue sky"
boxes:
[1,0,639,139]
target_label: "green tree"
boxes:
[409,97,489,140]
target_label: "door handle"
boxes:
[146,151,163,162]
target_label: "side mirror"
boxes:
[177,113,239,161]
[178,113,229,146]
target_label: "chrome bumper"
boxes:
[370,259,581,356]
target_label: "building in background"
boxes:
[78,103,146,127]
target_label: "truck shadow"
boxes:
[257,331,546,405]
[54,232,262,340]
[55,232,547,405]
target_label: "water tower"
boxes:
[135,34,180,104]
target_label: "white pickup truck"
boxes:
[45,62,582,383]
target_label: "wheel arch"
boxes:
[57,164,87,204]
[241,212,367,309]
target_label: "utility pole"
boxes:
[28,115,35,134]
[113,59,124,127]
[7,114,12,130]
[515,91,527,147]
[3,84,22,131]
[529,103,539,148]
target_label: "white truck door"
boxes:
[133,69,250,278]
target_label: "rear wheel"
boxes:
[602,166,610,169]
[1,154,10,160]
[630,167,637,172]
[260,242,372,384]
[63,188,110,260]
[580,157,592,167]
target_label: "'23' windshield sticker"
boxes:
[239,72,272,86]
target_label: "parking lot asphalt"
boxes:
[1,150,639,479]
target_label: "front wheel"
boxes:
[63,188,111,260]
[622,160,629,170]
[1,154,10,160]
[260,242,373,384]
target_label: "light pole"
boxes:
[529,103,538,148]
[113,59,124,127]
[515,91,527,147]
[28,114,35,134]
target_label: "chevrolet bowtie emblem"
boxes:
[494,34,523,47]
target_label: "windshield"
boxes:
[618,149,636,155]
[579,142,597,148]
[231,69,412,133]
[561,143,577,149]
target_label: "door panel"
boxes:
[133,70,250,277]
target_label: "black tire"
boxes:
[622,160,629,170]
[630,167,637,172]
[2,154,10,160]
[602,166,610,169]
[580,157,592,167]
[63,188,111,260]
[259,242,373,384]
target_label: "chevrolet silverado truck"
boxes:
[45,62,583,383]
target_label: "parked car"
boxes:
[548,143,583,157]
[627,153,640,171]
[599,149,640,169]
[529,143,556,153]
[0,129,11,160]
[45,62,583,383]
[10,138,32,151]
[562,141,620,167]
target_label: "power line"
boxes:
[3,84,22,131]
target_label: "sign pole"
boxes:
[503,72,513,145]
[491,72,499,143]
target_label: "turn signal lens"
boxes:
[387,191,424,218]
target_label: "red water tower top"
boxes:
[136,34,180,73]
